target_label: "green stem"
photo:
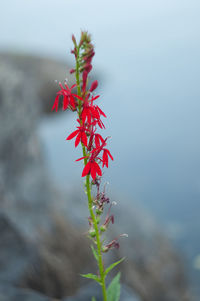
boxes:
[86,175,107,301]
[75,44,107,301]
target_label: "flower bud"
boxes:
[84,63,92,74]
[72,34,77,45]
[96,208,103,215]
[102,246,109,253]
[100,225,106,232]
[90,80,98,92]
[96,216,100,224]
[89,228,96,238]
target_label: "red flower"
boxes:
[102,148,114,168]
[82,160,102,180]
[52,82,76,112]
[74,94,106,127]
[90,139,113,168]
[81,96,100,124]
[94,133,105,148]
[87,128,104,150]
[76,140,106,180]
[66,120,89,147]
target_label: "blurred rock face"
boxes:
[0,53,193,301]
[0,60,51,238]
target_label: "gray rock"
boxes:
[0,284,51,301]
[114,204,192,301]
[0,214,35,283]
[0,52,76,114]
[0,60,55,240]
[63,282,140,301]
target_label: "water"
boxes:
[1,0,200,295]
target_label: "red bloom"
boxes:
[76,139,106,180]
[74,94,105,127]
[66,120,89,147]
[102,148,114,168]
[82,160,102,180]
[52,82,76,112]
[90,139,113,168]
[81,96,99,123]
[87,132,104,151]
[94,133,105,148]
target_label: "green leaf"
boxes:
[107,272,121,301]
[91,245,98,261]
[91,297,96,301]
[80,273,101,283]
[105,257,125,277]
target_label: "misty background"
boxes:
[0,0,200,298]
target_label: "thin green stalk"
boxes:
[75,46,107,301]
[86,174,107,301]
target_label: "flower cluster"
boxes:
[52,32,113,181]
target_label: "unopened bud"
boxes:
[89,229,96,238]
[96,208,103,215]
[100,225,106,232]
[102,246,109,253]
[84,63,92,74]
[90,80,98,92]
[72,34,77,45]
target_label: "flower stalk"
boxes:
[52,31,125,301]
[74,38,107,300]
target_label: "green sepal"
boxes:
[105,257,125,277]
[107,272,121,301]
[91,245,98,261]
[91,297,96,301]
[80,273,101,283]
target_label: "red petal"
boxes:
[97,119,105,129]
[82,162,91,177]
[103,151,108,168]
[64,83,70,91]
[81,109,87,124]
[95,135,100,148]
[63,95,69,110]
[70,95,76,109]
[90,163,97,180]
[75,132,81,147]
[76,156,88,162]
[81,132,88,147]
[106,149,114,161]
[97,106,106,118]
[93,161,102,176]
[96,134,104,144]
[91,106,100,119]
[59,82,64,90]
[87,109,92,124]
[71,83,77,90]
[91,95,100,101]
[66,130,79,140]
[52,95,59,112]
[73,94,84,101]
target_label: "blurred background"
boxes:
[0,0,199,300]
